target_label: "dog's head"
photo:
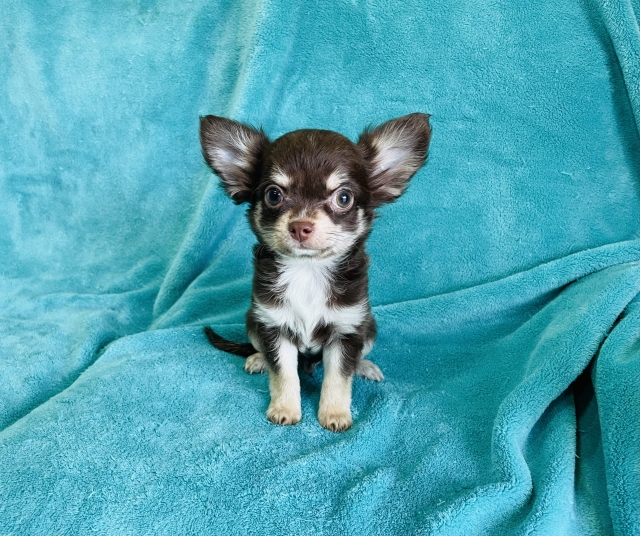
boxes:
[200,113,431,259]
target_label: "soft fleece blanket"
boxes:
[1,0,639,534]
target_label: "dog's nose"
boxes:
[289,220,315,242]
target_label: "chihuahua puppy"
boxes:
[202,113,431,431]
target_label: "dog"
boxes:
[201,113,431,431]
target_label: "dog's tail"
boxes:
[203,326,257,358]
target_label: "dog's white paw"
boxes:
[318,408,352,432]
[355,359,384,382]
[244,352,268,374]
[266,402,302,426]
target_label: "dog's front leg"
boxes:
[265,335,301,426]
[318,336,361,432]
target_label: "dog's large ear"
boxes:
[200,116,269,204]
[357,113,431,206]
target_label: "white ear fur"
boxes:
[358,113,432,205]
[200,116,269,204]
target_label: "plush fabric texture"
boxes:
[1,0,639,534]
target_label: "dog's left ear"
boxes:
[357,113,432,206]
[200,116,269,204]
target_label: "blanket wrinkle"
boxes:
[373,240,640,310]
[422,264,640,535]
[0,282,160,432]
[593,301,640,536]
[152,176,241,320]
[592,0,640,133]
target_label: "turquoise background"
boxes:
[1,0,638,533]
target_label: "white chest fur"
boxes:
[254,257,365,351]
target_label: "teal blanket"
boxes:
[1,0,639,534]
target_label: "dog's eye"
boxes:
[332,189,354,210]
[264,186,284,208]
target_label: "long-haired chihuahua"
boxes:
[202,113,431,432]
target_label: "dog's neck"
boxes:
[250,240,370,353]
[252,241,369,309]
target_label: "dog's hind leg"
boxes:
[356,358,384,382]
[244,325,268,374]
[245,352,268,374]
[355,332,384,382]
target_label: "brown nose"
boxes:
[289,220,315,242]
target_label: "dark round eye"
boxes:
[264,186,283,208]
[333,189,353,210]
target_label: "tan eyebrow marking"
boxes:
[270,168,291,188]
[326,169,347,191]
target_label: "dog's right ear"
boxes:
[200,116,269,204]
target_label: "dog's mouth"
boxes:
[268,239,351,261]
[288,244,324,256]
[286,241,338,259]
